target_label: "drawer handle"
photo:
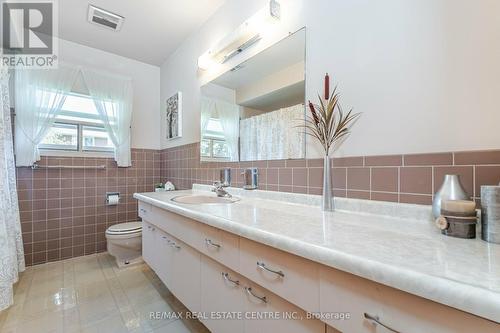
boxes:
[205,238,221,249]
[364,313,401,333]
[244,287,267,303]
[257,261,285,278]
[140,208,147,213]
[162,236,171,243]
[170,242,180,250]
[221,272,239,286]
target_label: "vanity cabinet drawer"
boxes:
[319,266,382,333]
[138,201,152,219]
[150,206,201,246]
[320,266,500,333]
[239,237,320,313]
[375,283,500,333]
[326,325,341,333]
[198,224,240,269]
[243,280,325,333]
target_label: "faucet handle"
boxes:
[212,181,223,191]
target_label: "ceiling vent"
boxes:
[87,5,124,31]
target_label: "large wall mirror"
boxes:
[200,28,306,162]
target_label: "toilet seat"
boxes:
[106,222,142,236]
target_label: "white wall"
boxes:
[59,39,161,149]
[161,0,500,158]
[236,61,304,104]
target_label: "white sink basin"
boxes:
[171,195,240,204]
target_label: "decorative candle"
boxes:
[324,73,330,100]
[441,200,476,214]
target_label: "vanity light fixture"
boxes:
[197,0,281,70]
[230,64,245,72]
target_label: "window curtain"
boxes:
[217,101,240,162]
[82,69,133,167]
[200,97,214,136]
[14,66,79,166]
[240,104,305,161]
[0,66,25,311]
[200,97,240,162]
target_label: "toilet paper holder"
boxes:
[106,192,120,205]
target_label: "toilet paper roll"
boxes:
[107,194,120,205]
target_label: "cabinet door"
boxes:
[200,256,246,333]
[326,325,341,333]
[155,230,174,288]
[243,282,324,333]
[142,222,158,272]
[171,236,202,313]
[319,266,381,333]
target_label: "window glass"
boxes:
[82,125,114,151]
[39,123,78,150]
[57,93,103,125]
[212,140,229,158]
[39,92,115,154]
[200,139,211,157]
[201,118,230,160]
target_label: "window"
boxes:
[201,118,230,160]
[38,92,114,153]
[40,123,78,150]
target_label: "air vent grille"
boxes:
[87,5,124,31]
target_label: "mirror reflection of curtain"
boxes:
[240,104,305,161]
[200,97,213,137]
[200,97,240,161]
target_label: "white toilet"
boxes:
[105,222,143,268]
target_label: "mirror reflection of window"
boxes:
[200,27,306,162]
[200,118,231,159]
[200,97,240,161]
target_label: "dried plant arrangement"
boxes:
[300,73,360,211]
[304,74,361,155]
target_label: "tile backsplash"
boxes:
[18,143,500,266]
[160,143,500,206]
[17,149,161,266]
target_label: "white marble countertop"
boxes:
[134,185,500,323]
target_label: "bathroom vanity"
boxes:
[134,186,500,333]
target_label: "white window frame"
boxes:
[201,117,230,161]
[201,137,230,162]
[38,92,114,158]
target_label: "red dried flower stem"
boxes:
[308,100,319,125]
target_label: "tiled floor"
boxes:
[0,253,210,333]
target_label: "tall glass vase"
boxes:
[322,154,334,211]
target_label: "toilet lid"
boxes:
[106,222,142,235]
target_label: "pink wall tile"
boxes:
[371,168,398,192]
[20,141,500,266]
[404,153,453,166]
[346,168,370,191]
[400,167,432,194]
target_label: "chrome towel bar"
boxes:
[31,163,106,170]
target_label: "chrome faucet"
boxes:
[242,168,258,190]
[212,182,232,198]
